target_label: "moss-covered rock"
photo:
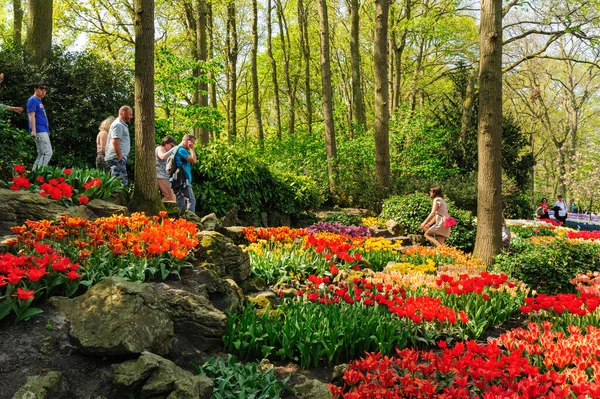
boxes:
[12,371,69,399]
[50,278,174,356]
[112,352,213,399]
[196,231,250,283]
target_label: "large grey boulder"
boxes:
[196,231,250,283]
[0,188,65,235]
[155,284,228,351]
[81,198,128,218]
[12,371,69,399]
[50,278,174,356]
[112,352,213,399]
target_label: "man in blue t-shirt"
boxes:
[172,134,197,214]
[27,82,52,169]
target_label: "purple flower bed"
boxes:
[306,221,374,237]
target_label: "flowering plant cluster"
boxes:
[7,164,124,205]
[242,226,308,243]
[306,221,373,237]
[566,229,600,242]
[571,272,600,296]
[330,321,600,399]
[8,212,197,289]
[225,275,468,369]
[0,247,81,322]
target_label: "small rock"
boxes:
[112,352,213,399]
[385,219,404,236]
[293,375,332,399]
[196,231,250,283]
[240,277,267,294]
[200,213,221,231]
[12,371,69,399]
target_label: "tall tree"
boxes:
[226,1,238,141]
[474,0,503,265]
[317,0,337,192]
[130,0,162,214]
[13,0,24,44]
[374,0,391,189]
[298,0,313,133]
[194,0,209,145]
[275,0,299,135]
[251,0,265,148]
[267,0,282,139]
[348,0,366,129]
[25,0,53,66]
[207,2,218,139]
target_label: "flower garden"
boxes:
[5,176,600,397]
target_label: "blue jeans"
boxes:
[107,158,128,186]
[175,184,196,214]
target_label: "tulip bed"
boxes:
[231,223,600,396]
[0,212,197,322]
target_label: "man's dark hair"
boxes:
[33,81,47,89]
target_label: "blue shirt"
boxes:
[26,96,49,133]
[175,147,192,183]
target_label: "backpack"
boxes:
[536,206,545,216]
[166,145,181,177]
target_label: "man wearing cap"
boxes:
[105,105,133,186]
[27,82,52,169]
[553,195,568,225]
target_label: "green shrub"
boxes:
[322,212,363,226]
[0,116,35,180]
[195,355,290,399]
[492,237,600,294]
[379,192,475,252]
[380,193,432,235]
[193,142,323,218]
[508,226,557,239]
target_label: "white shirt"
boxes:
[553,200,567,217]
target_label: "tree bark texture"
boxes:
[474,0,503,266]
[25,0,53,66]
[275,0,298,135]
[252,0,265,148]
[374,0,391,189]
[317,0,337,193]
[227,1,238,141]
[207,3,218,139]
[349,0,366,129]
[194,0,209,145]
[298,0,313,134]
[13,0,23,44]
[131,0,162,214]
[267,0,282,139]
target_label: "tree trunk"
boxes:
[252,0,265,148]
[474,0,503,266]
[195,0,209,145]
[349,0,366,129]
[25,0,53,66]
[267,0,282,139]
[226,2,238,141]
[298,0,313,134]
[130,0,162,214]
[276,0,298,135]
[460,63,479,145]
[374,0,391,190]
[207,3,218,139]
[392,0,410,112]
[317,0,337,193]
[13,0,23,44]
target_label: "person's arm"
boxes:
[98,131,108,152]
[157,145,176,160]
[113,138,123,161]
[5,105,23,113]
[184,144,197,165]
[28,111,36,136]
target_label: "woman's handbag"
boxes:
[444,217,457,228]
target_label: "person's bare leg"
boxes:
[424,232,441,247]
[437,236,446,246]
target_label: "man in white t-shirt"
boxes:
[553,195,568,225]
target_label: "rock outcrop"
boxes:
[0,188,66,235]
[50,278,174,356]
[196,231,250,283]
[12,371,69,399]
[112,352,213,399]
